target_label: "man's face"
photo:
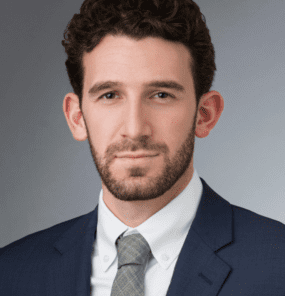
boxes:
[81,34,198,202]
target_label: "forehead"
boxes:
[82,34,193,91]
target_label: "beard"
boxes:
[84,109,197,202]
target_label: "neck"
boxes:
[102,167,194,228]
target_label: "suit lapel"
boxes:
[166,178,233,296]
[50,206,99,296]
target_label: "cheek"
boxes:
[158,120,188,149]
[166,113,193,144]
[162,108,191,134]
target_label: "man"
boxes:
[1,0,285,295]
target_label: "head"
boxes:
[62,0,224,203]
[62,0,217,111]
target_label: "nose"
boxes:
[121,99,152,141]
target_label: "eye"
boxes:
[153,92,173,100]
[98,91,118,100]
[98,91,174,102]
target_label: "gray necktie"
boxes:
[111,233,151,296]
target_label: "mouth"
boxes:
[115,153,159,159]
[115,154,159,159]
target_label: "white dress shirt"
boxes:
[90,168,203,296]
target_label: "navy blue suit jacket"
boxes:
[1,178,285,295]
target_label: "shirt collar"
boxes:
[96,168,203,271]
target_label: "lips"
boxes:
[116,152,158,158]
[121,155,154,159]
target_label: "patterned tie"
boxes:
[111,233,151,296]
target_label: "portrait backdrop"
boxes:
[0,0,284,248]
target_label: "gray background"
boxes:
[1,0,284,248]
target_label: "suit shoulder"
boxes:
[231,204,285,242]
[0,210,92,257]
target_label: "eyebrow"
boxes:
[88,80,186,96]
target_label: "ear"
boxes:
[195,90,224,138]
[62,93,88,141]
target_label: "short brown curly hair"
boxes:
[62,0,216,111]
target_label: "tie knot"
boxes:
[116,233,151,269]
